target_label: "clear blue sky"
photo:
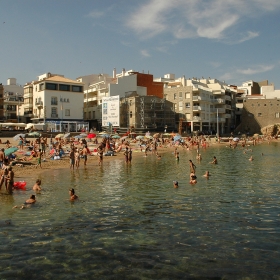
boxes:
[1,0,280,88]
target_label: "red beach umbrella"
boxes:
[87,133,96,139]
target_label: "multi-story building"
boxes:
[3,78,24,122]
[162,75,236,134]
[83,69,166,131]
[119,94,175,131]
[24,73,88,132]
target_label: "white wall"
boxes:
[109,75,138,97]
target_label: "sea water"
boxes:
[0,143,280,279]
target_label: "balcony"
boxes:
[225,95,231,101]
[35,101,43,108]
[213,98,225,104]
[51,113,58,118]
[24,111,33,116]
[24,103,33,108]
[24,92,33,98]
[193,96,210,102]
[193,106,203,111]
[225,104,232,109]
[212,89,225,94]
[224,113,231,118]
[193,116,201,121]
[217,108,225,113]
[211,117,226,123]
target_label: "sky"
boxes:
[1,0,280,89]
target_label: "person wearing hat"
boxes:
[69,188,78,201]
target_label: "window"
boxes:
[51,97,58,105]
[51,107,57,117]
[88,111,91,119]
[276,113,280,118]
[59,84,70,91]
[257,113,262,117]
[179,101,183,111]
[46,83,58,90]
[185,102,190,108]
[129,100,132,106]
[72,85,83,92]
[39,83,44,91]
[67,98,69,102]
[130,111,132,118]
[179,92,182,98]
[185,93,190,99]
[174,93,177,100]
[65,109,70,116]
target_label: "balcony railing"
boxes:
[24,111,33,116]
[193,116,201,121]
[35,101,43,106]
[51,113,58,118]
[193,106,203,111]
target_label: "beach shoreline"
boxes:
[1,135,276,187]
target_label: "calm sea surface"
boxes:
[1,143,280,279]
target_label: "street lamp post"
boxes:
[16,92,20,123]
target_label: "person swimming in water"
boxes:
[13,194,36,209]
[33,179,42,191]
[69,188,78,200]
[173,181,179,188]
[203,171,210,178]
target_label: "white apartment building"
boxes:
[3,78,24,122]
[162,75,235,134]
[24,73,88,132]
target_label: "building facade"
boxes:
[0,83,4,121]
[3,78,24,122]
[119,94,175,131]
[23,73,87,132]
[163,76,235,134]
[238,98,280,134]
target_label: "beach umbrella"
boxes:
[98,131,108,135]
[87,133,96,139]
[55,133,64,139]
[163,133,170,136]
[136,135,144,140]
[102,134,110,138]
[112,135,120,139]
[153,133,159,138]
[64,133,71,138]
[174,135,182,142]
[233,137,240,142]
[28,132,41,137]
[5,147,18,156]
[13,133,26,141]
[79,133,88,137]
[74,135,83,139]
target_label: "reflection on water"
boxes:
[1,143,280,279]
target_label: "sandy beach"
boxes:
[1,134,275,185]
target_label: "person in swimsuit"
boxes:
[128,148,132,163]
[74,148,80,169]
[6,166,14,194]
[69,148,75,170]
[69,188,78,201]
[210,156,218,164]
[33,179,42,191]
[13,195,36,209]
[82,145,88,166]
[0,167,8,191]
[124,147,129,163]
[97,146,103,166]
